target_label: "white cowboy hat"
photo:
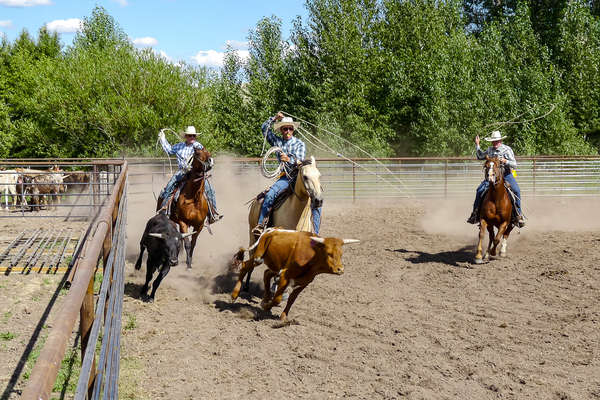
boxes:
[181,126,198,137]
[273,117,300,133]
[484,130,507,142]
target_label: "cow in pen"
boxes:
[135,211,195,302]
[231,228,360,321]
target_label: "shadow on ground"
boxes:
[387,245,476,267]
[213,300,279,321]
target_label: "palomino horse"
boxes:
[474,156,514,264]
[156,147,212,269]
[241,156,323,290]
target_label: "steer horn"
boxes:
[181,229,195,239]
[342,239,360,245]
[148,233,164,239]
[310,237,325,244]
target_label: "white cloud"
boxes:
[133,36,158,47]
[225,40,248,50]
[0,0,51,7]
[112,0,128,6]
[153,48,171,62]
[191,48,250,67]
[191,50,223,67]
[45,18,82,33]
[0,20,13,28]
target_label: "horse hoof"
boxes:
[474,258,484,264]
[144,296,154,303]
[500,252,507,257]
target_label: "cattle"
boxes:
[231,229,360,321]
[63,171,90,193]
[0,169,18,210]
[16,174,35,209]
[134,211,195,302]
[26,167,71,209]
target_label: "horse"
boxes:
[474,155,514,264]
[156,147,212,269]
[241,156,323,290]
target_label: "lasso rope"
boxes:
[482,103,557,130]
[295,126,412,197]
[280,111,412,197]
[261,146,285,179]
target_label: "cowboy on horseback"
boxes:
[158,126,223,224]
[467,130,525,228]
[252,112,322,235]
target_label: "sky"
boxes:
[0,0,308,67]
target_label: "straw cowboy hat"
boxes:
[181,126,198,137]
[273,117,300,133]
[484,130,507,142]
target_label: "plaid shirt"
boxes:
[262,117,306,171]
[476,144,517,171]
[159,136,204,170]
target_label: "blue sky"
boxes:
[0,0,308,66]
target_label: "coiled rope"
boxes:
[261,146,285,179]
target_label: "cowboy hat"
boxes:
[273,117,300,133]
[181,126,198,137]
[484,130,507,142]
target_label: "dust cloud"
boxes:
[125,156,267,302]
[420,196,600,237]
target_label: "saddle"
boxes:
[252,173,297,229]
[163,173,216,223]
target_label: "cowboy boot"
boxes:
[467,208,479,224]
[517,214,526,228]
[252,221,267,236]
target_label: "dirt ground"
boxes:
[119,192,600,399]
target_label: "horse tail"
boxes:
[230,247,246,271]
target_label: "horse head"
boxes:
[190,147,213,173]
[298,156,323,208]
[484,155,504,186]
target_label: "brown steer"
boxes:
[231,229,359,321]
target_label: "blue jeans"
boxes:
[161,170,217,211]
[258,175,322,234]
[473,173,522,215]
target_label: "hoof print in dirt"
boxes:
[272,319,300,329]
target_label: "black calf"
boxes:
[134,211,194,302]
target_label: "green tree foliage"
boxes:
[557,0,600,139]
[1,2,599,158]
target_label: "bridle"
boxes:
[484,159,504,186]
[297,160,323,207]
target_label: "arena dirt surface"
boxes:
[119,187,600,399]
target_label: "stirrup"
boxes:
[208,213,223,224]
[252,222,266,236]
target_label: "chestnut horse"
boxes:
[474,156,514,264]
[156,147,212,269]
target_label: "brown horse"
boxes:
[474,156,514,264]
[156,147,212,269]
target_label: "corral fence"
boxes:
[126,155,600,200]
[10,160,129,400]
[0,160,121,218]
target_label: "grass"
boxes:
[22,327,82,399]
[124,314,137,331]
[93,271,104,294]
[2,311,12,322]
[0,331,16,341]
